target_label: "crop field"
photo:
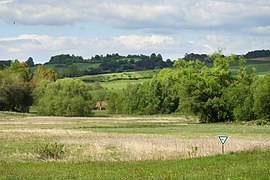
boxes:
[0,112,269,178]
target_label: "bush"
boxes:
[33,78,94,116]
[37,142,66,160]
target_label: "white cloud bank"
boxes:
[0,1,269,62]
[1,34,269,63]
[0,34,181,62]
[0,0,269,34]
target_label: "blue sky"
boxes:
[0,0,270,63]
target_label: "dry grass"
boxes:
[0,114,269,162]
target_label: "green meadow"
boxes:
[1,150,269,179]
[0,112,269,178]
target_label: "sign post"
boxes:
[218,136,228,154]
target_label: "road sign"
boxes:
[219,136,228,144]
[219,136,228,154]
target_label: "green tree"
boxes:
[253,72,270,119]
[182,52,235,122]
[33,78,94,116]
[107,92,125,114]
[0,70,32,112]
[9,60,32,81]
[64,64,79,77]
[32,65,58,86]
[26,57,34,67]
[222,56,257,121]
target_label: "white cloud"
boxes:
[250,26,270,35]
[1,33,269,63]
[0,0,269,34]
[0,34,180,62]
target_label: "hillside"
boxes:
[1,50,270,77]
[41,53,173,77]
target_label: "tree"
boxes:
[9,60,32,81]
[32,65,58,86]
[253,72,270,119]
[221,56,257,121]
[26,57,35,67]
[0,70,32,112]
[64,64,79,77]
[107,92,125,114]
[181,52,235,122]
[33,79,94,116]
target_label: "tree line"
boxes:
[0,61,95,116]
[1,51,270,122]
[45,53,173,77]
[107,51,270,122]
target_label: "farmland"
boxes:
[80,59,270,94]
[0,112,269,178]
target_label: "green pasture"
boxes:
[30,62,100,72]
[205,59,270,75]
[90,79,149,94]
[77,69,159,83]
[1,150,269,179]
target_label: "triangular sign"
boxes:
[219,136,228,144]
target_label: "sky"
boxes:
[0,0,270,64]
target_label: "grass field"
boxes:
[1,150,269,179]
[77,69,159,83]
[0,111,269,178]
[79,70,157,94]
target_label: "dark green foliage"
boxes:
[0,60,12,67]
[48,54,84,64]
[0,61,33,112]
[183,53,209,62]
[0,70,32,112]
[245,49,270,59]
[26,57,35,67]
[64,64,79,77]
[45,53,173,77]
[33,78,94,116]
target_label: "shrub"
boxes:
[33,78,94,116]
[37,142,66,160]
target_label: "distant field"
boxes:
[0,112,269,178]
[30,62,100,72]
[99,79,150,94]
[78,70,157,93]
[77,69,159,83]
[205,59,270,75]
[248,57,270,61]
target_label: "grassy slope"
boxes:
[30,63,100,72]
[206,59,270,75]
[83,59,270,93]
[1,150,269,179]
[77,69,159,82]
[79,70,157,94]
